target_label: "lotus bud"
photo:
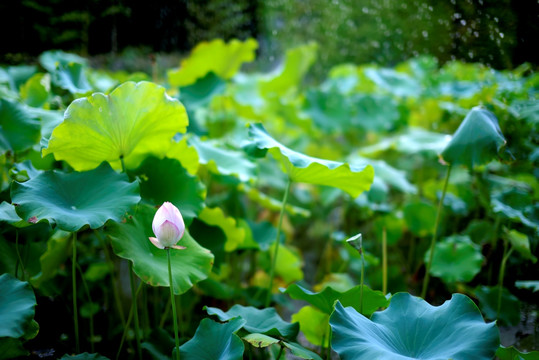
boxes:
[149,202,186,250]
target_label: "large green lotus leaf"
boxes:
[108,204,213,295]
[205,304,299,340]
[474,286,521,326]
[26,107,63,140]
[284,283,388,316]
[506,229,537,263]
[364,67,422,97]
[291,305,330,347]
[20,73,51,108]
[178,317,245,360]
[243,333,322,360]
[168,38,258,87]
[30,229,71,287]
[11,162,140,231]
[43,81,188,171]
[0,99,41,154]
[190,137,256,182]
[496,345,539,360]
[403,200,437,237]
[0,274,36,338]
[198,207,245,252]
[248,123,373,197]
[133,156,205,223]
[39,50,88,73]
[52,62,92,95]
[5,65,38,92]
[425,235,484,284]
[330,293,499,360]
[259,42,318,96]
[440,107,509,168]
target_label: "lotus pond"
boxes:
[0,40,538,360]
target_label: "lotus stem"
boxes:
[265,178,292,308]
[276,344,285,359]
[326,325,333,360]
[72,232,80,353]
[421,165,452,299]
[497,239,514,319]
[116,282,142,360]
[129,262,142,360]
[360,245,365,314]
[77,263,95,353]
[382,227,387,295]
[15,230,26,281]
[168,248,181,360]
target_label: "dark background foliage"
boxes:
[1,0,537,71]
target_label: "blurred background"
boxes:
[1,0,537,75]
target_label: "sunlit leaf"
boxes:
[506,229,537,263]
[292,305,329,347]
[20,73,51,108]
[108,204,213,295]
[166,137,200,176]
[43,81,188,171]
[330,293,499,360]
[11,162,140,231]
[198,207,245,252]
[248,123,373,197]
[168,38,258,87]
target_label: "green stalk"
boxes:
[326,325,332,360]
[129,262,142,360]
[265,179,292,308]
[382,227,387,295]
[276,344,284,359]
[421,165,452,299]
[72,232,80,353]
[497,240,514,319]
[360,245,365,314]
[95,230,126,326]
[77,263,95,353]
[15,231,26,281]
[116,283,142,360]
[168,248,181,360]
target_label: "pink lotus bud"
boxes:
[149,202,186,250]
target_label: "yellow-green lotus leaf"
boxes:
[168,38,258,87]
[43,81,188,171]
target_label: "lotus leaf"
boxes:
[43,81,188,171]
[330,293,499,360]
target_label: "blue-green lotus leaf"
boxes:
[11,162,140,231]
[247,123,373,197]
[205,304,299,340]
[43,81,188,171]
[440,107,510,169]
[0,99,41,154]
[179,317,245,360]
[108,204,213,295]
[39,50,88,73]
[0,274,36,338]
[53,62,92,94]
[330,293,499,360]
[59,353,110,360]
[364,67,422,97]
[0,202,28,228]
[284,283,388,316]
